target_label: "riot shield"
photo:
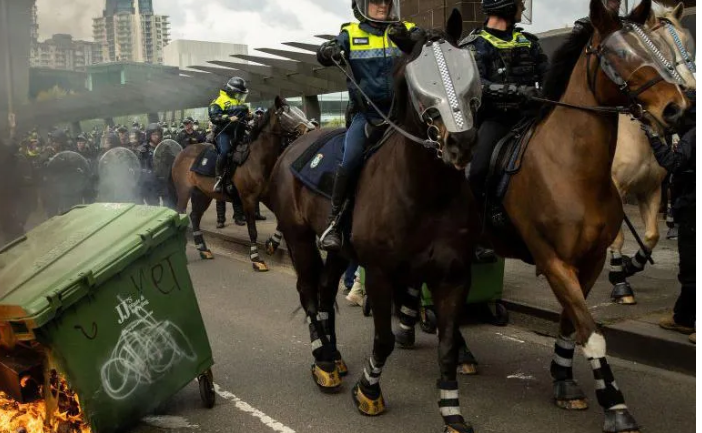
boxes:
[97,147,141,203]
[152,139,183,181]
[43,151,90,215]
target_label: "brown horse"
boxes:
[171,96,311,270]
[480,0,687,432]
[265,10,485,432]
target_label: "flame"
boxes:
[0,373,91,433]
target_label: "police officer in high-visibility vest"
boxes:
[460,0,548,201]
[316,0,422,252]
[209,77,251,193]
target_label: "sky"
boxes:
[34,0,634,52]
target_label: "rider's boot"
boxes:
[319,167,351,252]
[213,154,226,193]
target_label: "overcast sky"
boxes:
[36,0,648,51]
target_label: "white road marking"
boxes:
[495,332,525,344]
[141,415,199,429]
[214,383,297,433]
[507,372,536,381]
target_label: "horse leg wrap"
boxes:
[250,245,261,262]
[608,251,626,285]
[623,248,648,276]
[192,231,207,251]
[396,287,420,348]
[272,231,282,246]
[216,200,225,223]
[437,380,467,428]
[590,357,639,432]
[307,314,329,360]
[550,335,587,408]
[360,355,384,391]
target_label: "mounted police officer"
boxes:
[316,0,421,252]
[209,76,251,193]
[176,116,205,148]
[460,0,548,202]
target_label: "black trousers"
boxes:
[467,117,519,198]
[674,209,696,327]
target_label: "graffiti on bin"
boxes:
[101,297,197,400]
[129,254,183,297]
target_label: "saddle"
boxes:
[290,124,390,199]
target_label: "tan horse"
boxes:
[170,97,311,270]
[608,3,696,304]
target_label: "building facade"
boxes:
[400,0,486,33]
[93,0,170,64]
[30,34,101,72]
[163,40,248,71]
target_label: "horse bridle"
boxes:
[659,19,696,74]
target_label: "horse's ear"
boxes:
[445,8,463,45]
[627,0,652,26]
[274,96,285,109]
[645,9,657,28]
[590,0,619,36]
[672,2,685,21]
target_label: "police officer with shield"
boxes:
[316,0,422,252]
[137,123,164,205]
[209,77,251,193]
[176,116,205,147]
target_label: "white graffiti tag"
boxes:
[100,301,197,400]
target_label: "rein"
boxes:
[331,55,444,156]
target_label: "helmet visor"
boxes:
[517,0,532,25]
[356,0,401,23]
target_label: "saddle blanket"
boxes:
[290,128,346,199]
[190,145,218,177]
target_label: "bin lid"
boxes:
[0,204,189,328]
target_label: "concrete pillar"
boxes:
[147,112,160,124]
[70,121,82,136]
[303,95,321,122]
[104,118,115,128]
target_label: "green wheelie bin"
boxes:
[0,203,216,432]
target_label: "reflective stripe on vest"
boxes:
[211,90,244,110]
[478,30,532,49]
[342,22,415,60]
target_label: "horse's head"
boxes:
[650,3,696,90]
[254,96,315,147]
[588,0,689,129]
[391,9,481,169]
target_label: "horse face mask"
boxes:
[279,106,315,132]
[405,40,482,134]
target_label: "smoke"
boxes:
[35,0,103,41]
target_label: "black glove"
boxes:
[640,123,660,139]
[320,42,342,61]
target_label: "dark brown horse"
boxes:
[265,11,484,432]
[479,1,687,432]
[171,96,310,270]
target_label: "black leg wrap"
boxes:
[611,282,634,299]
[396,287,420,348]
[216,200,225,223]
[603,409,639,433]
[308,314,331,361]
[359,355,383,396]
[192,232,207,251]
[608,254,626,285]
[622,249,647,277]
[591,357,626,409]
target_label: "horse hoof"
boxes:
[611,282,636,305]
[352,382,386,416]
[457,363,478,375]
[216,222,225,229]
[252,261,269,272]
[444,423,475,433]
[554,379,588,410]
[395,327,415,349]
[613,295,637,305]
[199,250,214,260]
[603,408,640,433]
[334,354,349,377]
[311,362,341,393]
[265,240,279,255]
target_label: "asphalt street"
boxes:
[130,247,695,433]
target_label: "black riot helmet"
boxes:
[145,123,163,143]
[224,77,249,101]
[482,0,521,21]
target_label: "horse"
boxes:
[170,96,311,271]
[265,10,485,432]
[476,0,688,431]
[608,2,696,304]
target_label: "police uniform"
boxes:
[208,88,250,190]
[316,14,420,251]
[460,25,548,198]
[175,128,205,148]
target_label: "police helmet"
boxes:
[482,0,519,18]
[352,0,400,23]
[183,116,194,125]
[49,129,68,145]
[224,77,249,101]
[145,123,163,140]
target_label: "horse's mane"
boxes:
[538,24,594,119]
[249,108,272,142]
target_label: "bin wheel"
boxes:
[198,369,216,408]
[420,306,437,334]
[490,301,509,327]
[362,295,372,317]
